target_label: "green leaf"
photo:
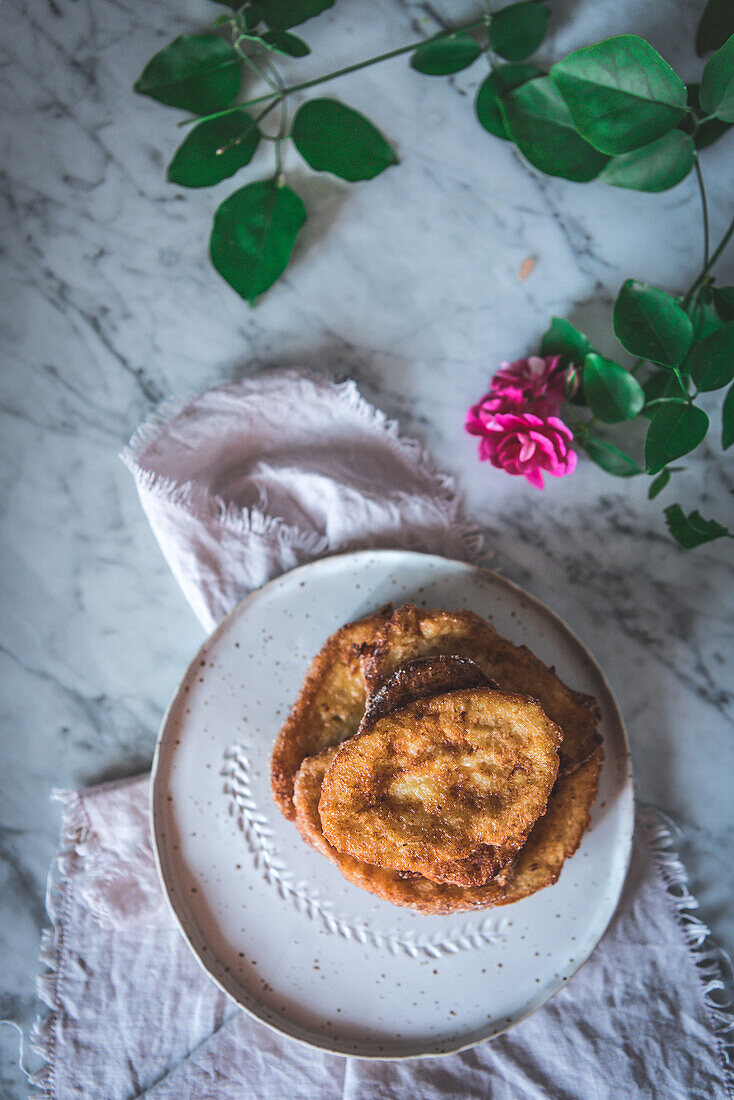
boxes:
[613,279,694,367]
[644,397,693,414]
[550,35,687,155]
[583,353,645,423]
[475,64,543,139]
[167,111,260,188]
[694,115,732,149]
[245,4,264,29]
[696,0,734,55]
[260,30,310,57]
[690,323,734,391]
[411,32,481,76]
[686,292,727,341]
[209,179,306,302]
[642,368,688,416]
[258,0,334,30]
[134,35,241,115]
[291,98,397,181]
[664,504,732,548]
[584,439,641,477]
[700,33,734,121]
[540,316,590,365]
[501,77,609,181]
[601,131,695,192]
[488,2,550,62]
[645,402,709,473]
[722,382,734,448]
[714,287,734,322]
[687,83,733,149]
[648,469,671,498]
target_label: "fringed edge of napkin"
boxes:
[27,788,90,1098]
[122,386,330,560]
[120,370,484,563]
[640,806,734,1097]
[25,798,734,1096]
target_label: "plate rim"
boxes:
[150,548,635,1060]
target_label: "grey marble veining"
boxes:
[1,0,733,1093]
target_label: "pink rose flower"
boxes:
[491,355,566,409]
[465,388,526,436]
[465,386,560,436]
[474,411,577,489]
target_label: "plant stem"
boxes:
[694,157,710,271]
[672,366,692,403]
[706,212,734,272]
[253,99,282,128]
[683,211,734,307]
[274,89,289,180]
[256,17,487,99]
[583,147,728,425]
[178,18,487,127]
[178,93,280,128]
[239,49,281,94]
[482,2,494,68]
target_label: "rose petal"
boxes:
[467,376,576,487]
[524,467,545,489]
[518,439,536,463]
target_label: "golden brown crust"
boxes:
[360,655,496,729]
[293,749,515,914]
[319,688,562,870]
[418,839,523,887]
[270,611,391,820]
[278,602,604,912]
[497,744,603,905]
[359,655,514,887]
[293,743,603,913]
[294,749,342,859]
[363,606,602,776]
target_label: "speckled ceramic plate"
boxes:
[151,550,633,1059]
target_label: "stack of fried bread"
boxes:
[270,604,603,914]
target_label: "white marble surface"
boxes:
[1,0,733,1093]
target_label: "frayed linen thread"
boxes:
[640,805,734,1098]
[28,788,90,1097]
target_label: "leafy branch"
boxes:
[134,1,734,549]
[133,1,589,303]
[134,2,493,301]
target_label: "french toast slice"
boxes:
[358,656,519,887]
[359,653,498,728]
[293,748,515,914]
[319,688,562,873]
[294,744,603,913]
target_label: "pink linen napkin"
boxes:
[29,369,733,1098]
[122,369,479,632]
